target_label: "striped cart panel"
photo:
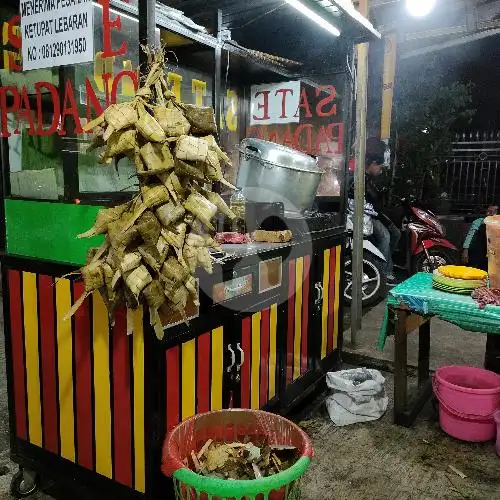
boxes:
[286,256,311,385]
[7,271,146,494]
[165,326,225,433]
[240,304,279,410]
[321,246,342,360]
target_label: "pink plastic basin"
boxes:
[434,366,500,442]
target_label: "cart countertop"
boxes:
[222,241,291,258]
[0,225,346,272]
[218,225,346,262]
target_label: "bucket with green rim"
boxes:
[162,409,313,500]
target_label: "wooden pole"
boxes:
[139,0,156,69]
[350,0,370,344]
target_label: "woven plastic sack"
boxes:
[162,409,313,500]
[325,368,388,426]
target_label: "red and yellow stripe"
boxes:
[56,277,75,463]
[39,275,59,455]
[321,246,342,359]
[286,256,311,385]
[165,326,225,432]
[7,271,146,493]
[9,271,28,442]
[241,305,278,409]
[24,272,42,448]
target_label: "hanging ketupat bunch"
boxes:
[68,47,236,339]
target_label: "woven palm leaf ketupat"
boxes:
[77,202,131,238]
[68,47,235,339]
[101,128,137,163]
[104,103,138,134]
[140,142,175,174]
[179,103,218,134]
[154,102,191,137]
[175,135,209,162]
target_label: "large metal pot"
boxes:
[237,138,324,213]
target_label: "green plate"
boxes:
[432,282,473,295]
[432,270,485,289]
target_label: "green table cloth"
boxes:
[378,273,500,349]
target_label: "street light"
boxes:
[286,0,341,36]
[405,0,436,18]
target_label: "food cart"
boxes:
[0,0,379,497]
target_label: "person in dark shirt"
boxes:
[463,204,498,265]
[467,222,488,271]
[349,154,401,284]
[467,204,498,271]
[466,204,500,374]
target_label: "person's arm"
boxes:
[364,179,381,218]
[463,218,484,249]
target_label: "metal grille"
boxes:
[442,131,500,211]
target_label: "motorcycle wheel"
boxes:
[344,251,387,307]
[412,248,459,274]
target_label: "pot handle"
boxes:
[241,140,264,161]
[227,344,236,373]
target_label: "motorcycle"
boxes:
[390,198,459,273]
[344,198,458,307]
[344,214,387,307]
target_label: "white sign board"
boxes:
[250,81,301,126]
[20,0,94,71]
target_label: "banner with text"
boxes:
[21,0,94,71]
[250,80,301,126]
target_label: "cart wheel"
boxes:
[10,468,38,498]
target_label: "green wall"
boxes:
[5,199,104,265]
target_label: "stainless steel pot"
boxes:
[236,138,324,213]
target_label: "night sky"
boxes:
[455,35,500,130]
[367,33,500,136]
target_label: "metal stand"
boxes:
[351,0,370,344]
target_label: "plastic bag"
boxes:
[325,368,388,426]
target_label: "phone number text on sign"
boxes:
[20,0,94,71]
[30,38,88,63]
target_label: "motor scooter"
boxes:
[391,199,459,273]
[344,214,387,307]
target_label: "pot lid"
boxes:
[240,138,319,173]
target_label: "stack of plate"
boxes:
[432,269,487,295]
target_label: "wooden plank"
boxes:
[418,321,431,387]
[394,309,409,425]
[406,313,428,335]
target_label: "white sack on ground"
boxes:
[325,368,388,426]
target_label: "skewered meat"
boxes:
[215,232,251,244]
[472,287,500,309]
